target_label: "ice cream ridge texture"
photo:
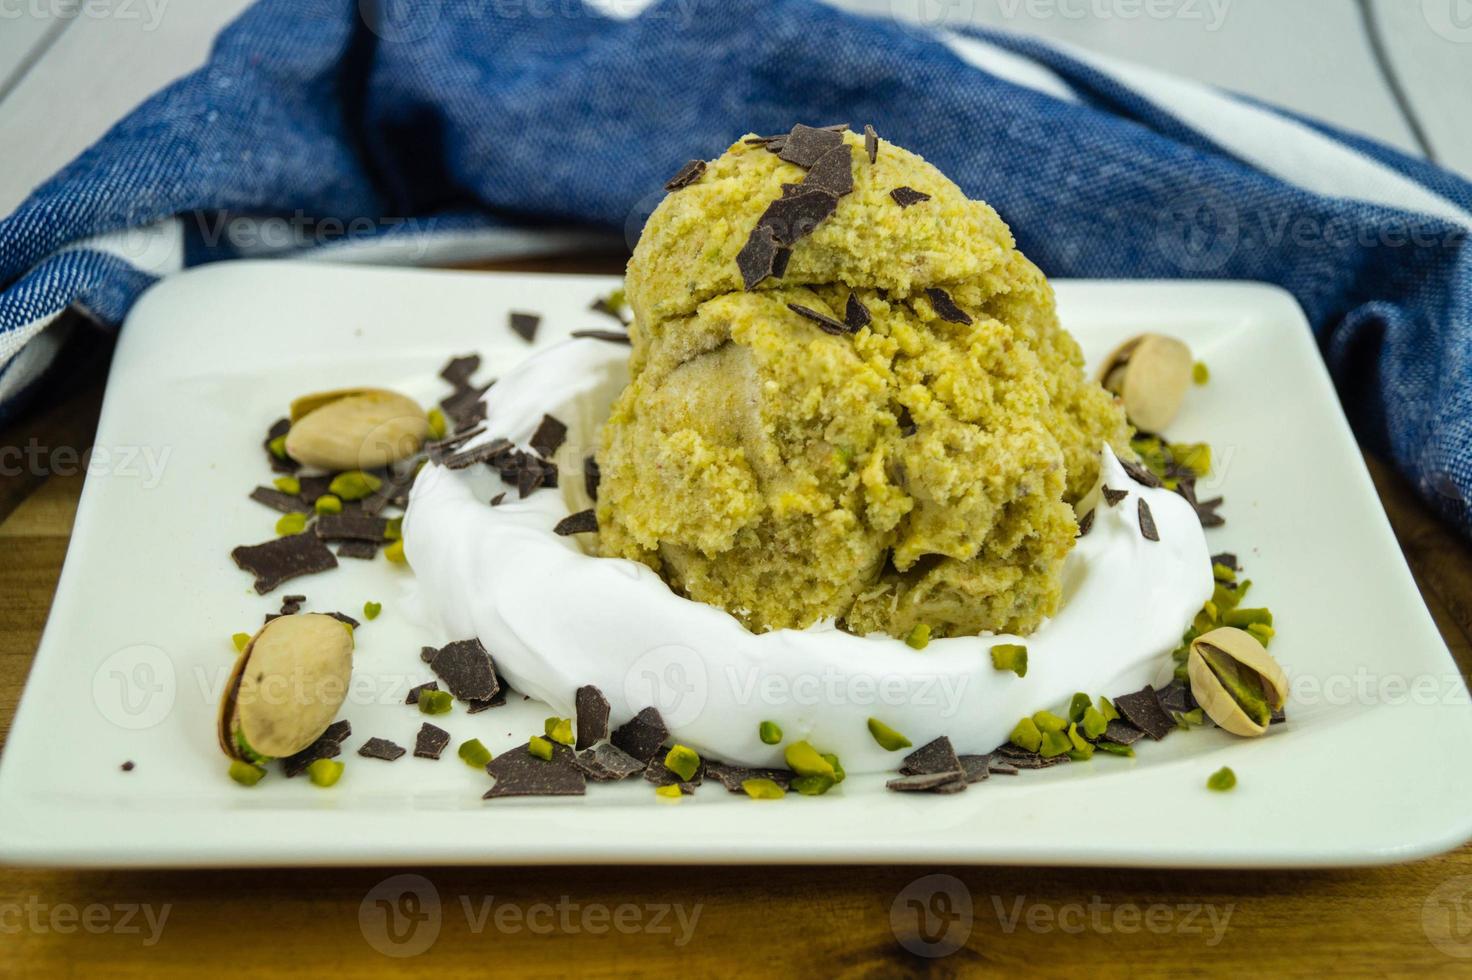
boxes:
[596,125,1128,639]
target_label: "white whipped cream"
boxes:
[405,339,1214,774]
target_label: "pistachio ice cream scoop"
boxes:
[594,126,1128,638]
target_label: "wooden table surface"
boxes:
[2,271,1472,976]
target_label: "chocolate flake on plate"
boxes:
[490,492,506,507]
[280,594,305,615]
[358,737,406,762]
[958,754,991,784]
[465,691,505,713]
[509,312,540,343]
[530,414,568,459]
[890,186,931,208]
[924,287,972,325]
[282,720,352,777]
[440,354,481,389]
[584,456,601,501]
[231,532,338,595]
[990,744,1069,769]
[405,681,439,705]
[336,540,379,560]
[554,510,597,536]
[705,763,795,794]
[844,293,871,331]
[864,123,877,164]
[1212,551,1239,570]
[664,159,707,191]
[264,418,298,474]
[900,736,962,776]
[575,685,611,750]
[1077,509,1095,537]
[250,486,307,514]
[788,303,853,336]
[1156,677,1198,715]
[887,770,966,793]
[420,646,438,664]
[428,638,501,702]
[484,745,587,799]
[1102,486,1128,507]
[1138,498,1159,541]
[1102,718,1146,745]
[570,329,632,344]
[295,474,335,504]
[574,743,645,782]
[1113,685,1176,740]
[987,758,1020,776]
[610,706,669,763]
[643,755,703,793]
[803,145,853,197]
[315,513,390,542]
[589,296,627,323]
[413,723,451,760]
[776,123,847,168]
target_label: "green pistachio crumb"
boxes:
[418,689,453,715]
[741,778,786,800]
[1067,723,1094,759]
[1246,622,1275,647]
[1097,696,1120,723]
[328,470,382,502]
[275,512,308,536]
[1207,766,1236,791]
[990,643,1027,677]
[1082,705,1109,739]
[458,739,492,768]
[229,760,266,786]
[1032,710,1068,734]
[1224,607,1273,628]
[314,494,343,515]
[231,632,251,653]
[273,475,301,495]
[233,729,271,765]
[1068,692,1092,723]
[544,716,574,746]
[1173,708,1205,729]
[307,758,344,787]
[363,601,382,621]
[904,623,931,650]
[384,539,407,563]
[821,753,846,784]
[267,434,290,460]
[790,774,836,796]
[528,736,553,761]
[1169,442,1211,477]
[664,744,700,782]
[867,718,912,751]
[783,741,835,780]
[1039,730,1072,758]
[384,517,403,541]
[1212,562,1237,583]
[427,407,448,440]
[758,720,783,745]
[654,784,683,800]
[1009,717,1043,753]
[1193,360,1210,385]
[1094,741,1135,757]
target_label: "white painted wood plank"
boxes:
[1366,0,1472,177]
[0,0,252,215]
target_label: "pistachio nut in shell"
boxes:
[218,613,354,761]
[1187,626,1288,737]
[1096,333,1193,433]
[283,388,428,471]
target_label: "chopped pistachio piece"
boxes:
[418,689,453,715]
[790,774,836,796]
[904,623,931,650]
[1081,705,1108,739]
[1094,741,1135,757]
[314,493,343,515]
[329,470,383,501]
[267,434,290,460]
[363,601,382,621]
[458,738,492,768]
[384,517,403,541]
[1192,360,1209,385]
[866,718,912,751]
[1009,717,1043,753]
[275,512,309,536]
[758,720,783,745]
[741,778,786,800]
[991,643,1027,677]
[784,741,836,779]
[273,475,301,495]
[1173,707,1205,729]
[383,539,407,563]
[1207,766,1237,792]
[1246,622,1275,647]
[1212,562,1237,583]
[1032,710,1067,734]
[1224,607,1273,628]
[232,632,251,653]
[307,758,344,787]
[229,760,266,786]
[1039,730,1072,758]
[821,753,846,784]
[544,716,574,746]
[427,407,448,440]
[1068,692,1092,723]
[528,736,553,761]
[655,784,683,800]
[234,729,272,765]
[1096,696,1119,723]
[664,744,700,782]
[1067,723,1094,759]
[1169,442,1211,477]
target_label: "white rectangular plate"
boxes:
[2,262,1468,868]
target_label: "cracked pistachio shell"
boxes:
[1187,626,1287,737]
[217,613,355,760]
[284,388,428,471]
[1096,333,1193,433]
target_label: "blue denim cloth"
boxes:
[1,0,1470,534]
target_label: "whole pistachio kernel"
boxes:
[275,512,309,536]
[1039,730,1072,758]
[267,434,290,461]
[1082,705,1109,739]
[758,720,783,745]
[314,494,344,515]
[664,744,701,782]
[363,601,382,621]
[784,741,836,780]
[458,739,493,768]
[990,643,1028,677]
[1188,627,1287,736]
[383,539,407,564]
[427,407,449,440]
[273,475,302,495]
[654,784,684,800]
[1032,710,1068,734]
[229,760,266,786]
[904,623,931,650]
[231,632,251,653]
[790,774,836,796]
[544,717,574,746]
[307,758,344,787]
[741,778,786,800]
[527,736,554,761]
[867,718,912,752]
[418,689,453,715]
[1207,766,1237,792]
[1068,692,1092,723]
[329,470,383,502]
[1193,360,1210,385]
[1009,717,1043,753]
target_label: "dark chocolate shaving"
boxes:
[442,436,514,471]
[844,293,871,331]
[509,311,540,344]
[584,456,601,501]
[776,123,847,167]
[1121,458,1163,488]
[1077,509,1095,537]
[890,186,931,208]
[787,303,853,336]
[1156,677,1198,715]
[924,287,972,325]
[1102,486,1128,507]
[664,159,707,191]
[336,539,379,560]
[358,737,406,762]
[484,745,586,798]
[803,145,853,197]
[737,224,788,290]
[231,533,338,595]
[315,513,390,542]
[756,189,837,246]
[575,685,611,750]
[264,418,298,474]
[405,681,439,705]
[1113,686,1176,740]
[554,510,597,535]
[887,770,967,793]
[958,755,992,784]
[428,638,501,702]
[589,296,627,324]
[573,743,645,782]
[440,384,491,432]
[250,486,307,514]
[1211,552,1239,571]
[570,329,632,344]
[900,736,962,776]
[1103,719,1146,746]
[282,720,351,777]
[642,755,704,794]
[704,763,795,794]
[610,706,669,763]
[864,124,877,164]
[1138,498,1159,541]
[413,723,451,760]
[440,354,481,388]
[530,414,568,459]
